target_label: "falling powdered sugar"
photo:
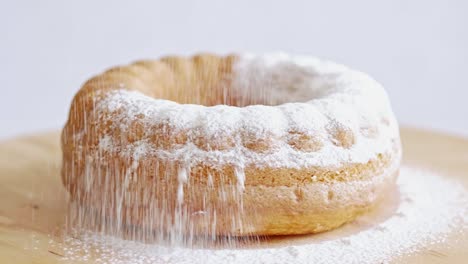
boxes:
[56,166,468,264]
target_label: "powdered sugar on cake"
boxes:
[89,53,400,169]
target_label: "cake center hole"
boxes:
[154,58,320,107]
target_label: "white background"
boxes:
[1,0,467,139]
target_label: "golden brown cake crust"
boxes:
[62,53,402,238]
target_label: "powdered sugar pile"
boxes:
[56,167,468,263]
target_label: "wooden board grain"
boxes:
[0,128,467,263]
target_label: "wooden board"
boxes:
[0,128,467,263]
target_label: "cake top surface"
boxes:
[83,53,400,169]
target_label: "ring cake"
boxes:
[61,53,401,239]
